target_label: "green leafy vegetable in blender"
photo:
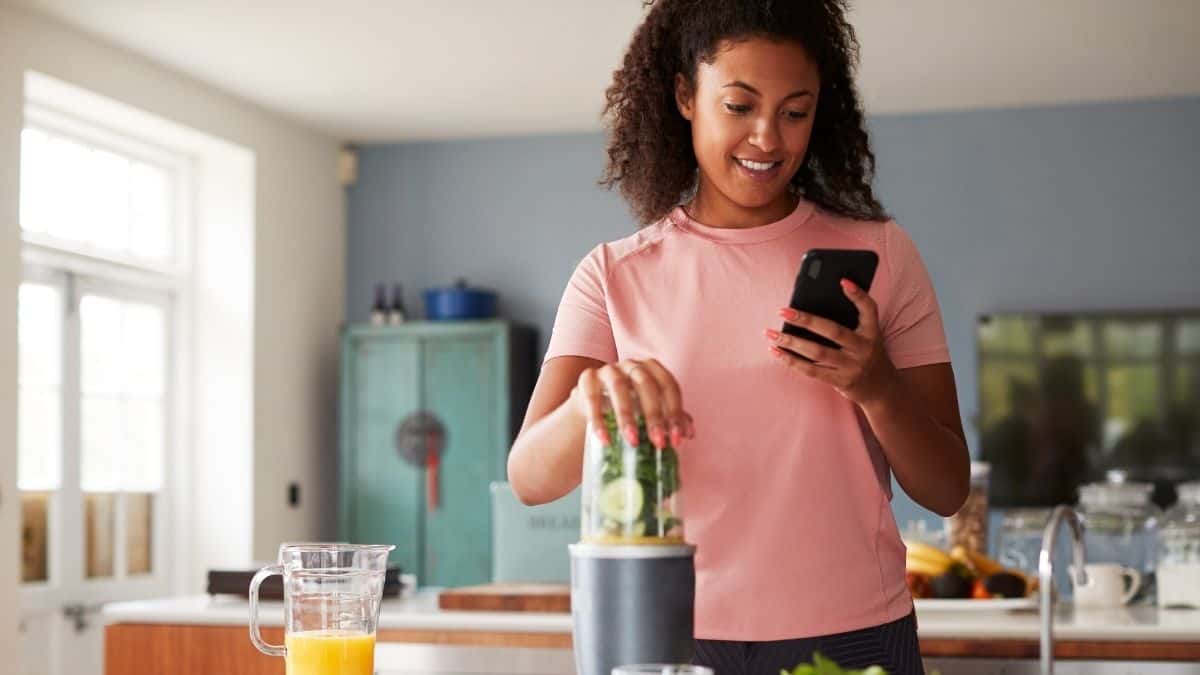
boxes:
[596,409,681,539]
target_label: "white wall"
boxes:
[0,7,346,641]
[0,11,26,665]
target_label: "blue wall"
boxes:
[347,96,1200,527]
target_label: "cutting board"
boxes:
[438,582,571,612]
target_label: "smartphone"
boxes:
[781,248,879,359]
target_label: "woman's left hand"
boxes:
[764,278,899,408]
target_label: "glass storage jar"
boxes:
[996,507,1052,577]
[1077,476,1161,603]
[945,461,990,553]
[1158,481,1200,607]
[580,400,684,545]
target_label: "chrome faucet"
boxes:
[1039,505,1088,675]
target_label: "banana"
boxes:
[905,541,954,568]
[949,544,1008,578]
[905,555,948,577]
[966,549,1005,577]
[949,545,972,569]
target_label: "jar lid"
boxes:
[1001,507,1052,531]
[1079,480,1154,506]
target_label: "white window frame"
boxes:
[21,101,194,281]
[17,102,192,612]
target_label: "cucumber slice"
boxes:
[599,477,644,524]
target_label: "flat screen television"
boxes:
[977,311,1200,508]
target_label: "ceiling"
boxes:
[9,0,1200,142]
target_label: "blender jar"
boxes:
[1158,481,1200,607]
[571,396,697,675]
[580,400,683,545]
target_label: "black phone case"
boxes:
[781,249,879,359]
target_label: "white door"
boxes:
[18,273,174,675]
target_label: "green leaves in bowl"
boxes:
[780,652,887,675]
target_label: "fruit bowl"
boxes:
[904,541,1038,610]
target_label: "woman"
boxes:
[508,2,969,673]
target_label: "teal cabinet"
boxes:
[339,321,534,588]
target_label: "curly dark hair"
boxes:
[600,0,889,225]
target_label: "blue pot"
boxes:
[423,282,497,320]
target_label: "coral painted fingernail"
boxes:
[650,425,666,449]
[624,423,639,445]
[764,328,780,340]
[779,308,798,319]
[670,425,683,447]
[770,346,784,358]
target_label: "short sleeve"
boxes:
[880,222,951,369]
[543,245,619,364]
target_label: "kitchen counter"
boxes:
[102,592,1200,643]
[104,591,574,634]
[102,593,1200,674]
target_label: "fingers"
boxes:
[632,358,693,448]
[575,369,609,444]
[681,411,696,442]
[764,328,853,369]
[596,365,641,447]
[619,360,667,449]
[582,359,693,450]
[769,344,841,385]
[777,307,867,355]
[839,278,880,337]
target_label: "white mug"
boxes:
[1070,563,1142,608]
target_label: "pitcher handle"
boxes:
[1120,567,1143,605]
[249,564,287,657]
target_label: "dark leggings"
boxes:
[693,612,924,675]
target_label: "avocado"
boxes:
[931,571,974,599]
[984,572,1028,599]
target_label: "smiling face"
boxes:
[675,37,820,228]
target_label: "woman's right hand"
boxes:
[570,358,695,450]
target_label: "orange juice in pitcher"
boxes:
[285,630,375,675]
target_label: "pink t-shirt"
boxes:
[544,198,951,640]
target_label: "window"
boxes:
[17,108,185,596]
[18,281,61,583]
[20,125,177,266]
[16,69,257,675]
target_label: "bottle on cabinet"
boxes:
[389,284,407,325]
[370,284,388,326]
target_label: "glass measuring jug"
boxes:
[249,543,395,675]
